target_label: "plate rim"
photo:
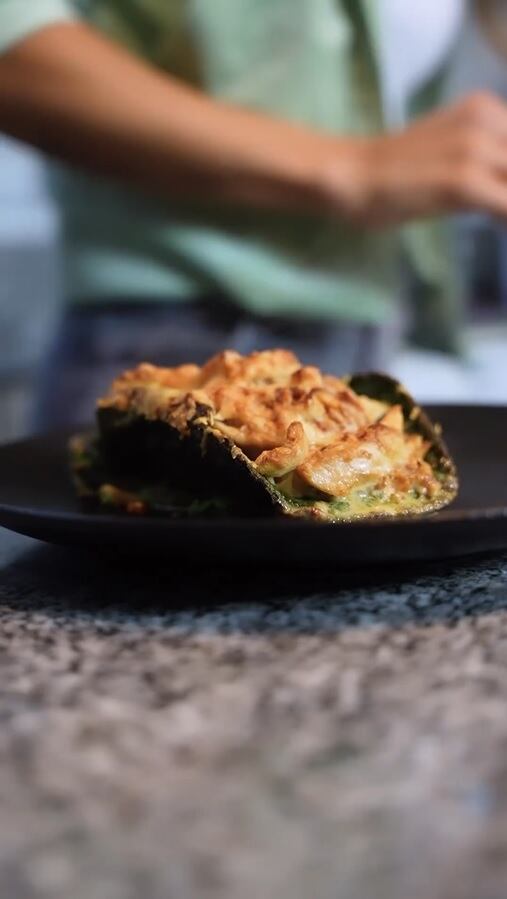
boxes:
[1,502,507,532]
[1,403,506,538]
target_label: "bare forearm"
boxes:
[3,23,507,227]
[0,22,346,212]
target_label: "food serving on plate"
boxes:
[69,349,458,521]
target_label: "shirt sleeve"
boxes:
[0,0,78,55]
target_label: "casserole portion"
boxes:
[72,349,458,520]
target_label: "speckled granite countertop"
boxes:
[2,529,507,899]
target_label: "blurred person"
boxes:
[0,0,504,427]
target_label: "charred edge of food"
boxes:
[68,430,231,518]
[93,405,302,519]
[188,414,294,518]
[96,406,198,485]
[96,399,292,518]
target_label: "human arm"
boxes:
[1,21,507,226]
[0,21,358,214]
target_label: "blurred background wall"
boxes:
[0,137,60,441]
[0,9,506,443]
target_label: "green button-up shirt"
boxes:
[0,0,462,351]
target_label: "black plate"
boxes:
[0,405,506,564]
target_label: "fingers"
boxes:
[451,169,507,221]
[336,91,507,227]
[401,93,507,220]
[415,90,507,140]
[454,91,507,138]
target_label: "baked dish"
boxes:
[70,349,458,521]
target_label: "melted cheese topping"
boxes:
[100,349,383,452]
[296,417,436,500]
[99,348,442,509]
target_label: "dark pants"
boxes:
[33,299,401,430]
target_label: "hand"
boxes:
[321,92,507,226]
